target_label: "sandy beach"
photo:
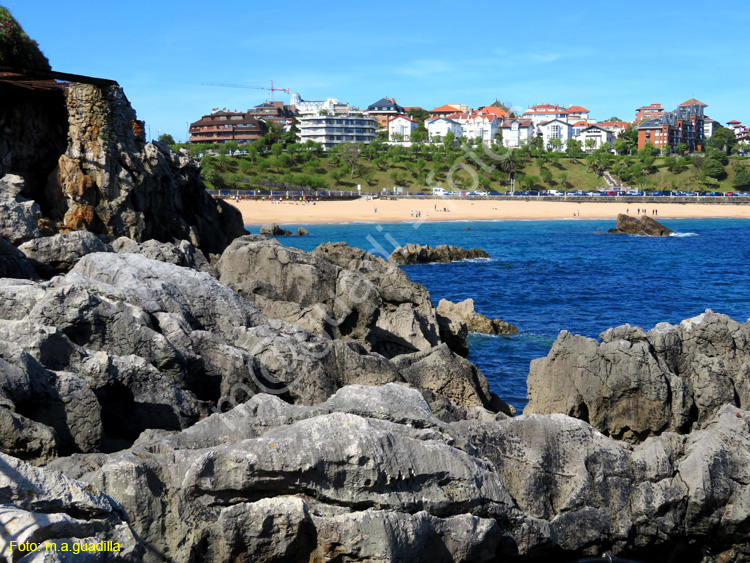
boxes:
[230,197,750,225]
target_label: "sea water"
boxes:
[252,218,750,412]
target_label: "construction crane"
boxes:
[201,80,290,100]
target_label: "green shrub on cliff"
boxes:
[0,6,51,71]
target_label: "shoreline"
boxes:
[229,198,750,225]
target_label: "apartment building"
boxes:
[634,103,664,123]
[296,113,377,150]
[366,97,406,128]
[636,99,706,151]
[188,109,264,144]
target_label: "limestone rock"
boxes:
[389,243,490,265]
[259,223,293,236]
[295,227,309,236]
[111,236,216,276]
[18,231,113,278]
[0,238,38,279]
[0,175,42,244]
[437,298,518,336]
[217,238,441,359]
[525,310,750,442]
[43,383,750,562]
[608,213,674,236]
[0,451,142,560]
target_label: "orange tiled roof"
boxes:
[679,98,708,107]
[477,106,508,118]
[430,104,462,113]
[727,120,741,124]
[571,120,589,127]
[568,105,590,113]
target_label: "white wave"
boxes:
[669,232,698,237]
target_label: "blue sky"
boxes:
[8,0,749,141]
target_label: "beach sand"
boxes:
[229,197,750,225]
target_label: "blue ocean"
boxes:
[252,218,750,412]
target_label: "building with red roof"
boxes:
[188,109,265,144]
[637,100,706,151]
[429,104,468,118]
[522,104,569,125]
[634,103,664,123]
[567,105,591,122]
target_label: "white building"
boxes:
[388,115,420,142]
[523,104,570,126]
[296,113,377,150]
[499,119,534,148]
[703,117,717,139]
[427,117,462,143]
[537,119,573,151]
[454,113,498,144]
[574,124,615,152]
[290,92,353,116]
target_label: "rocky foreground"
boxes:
[1,226,750,561]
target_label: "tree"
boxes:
[337,143,360,178]
[410,126,428,143]
[661,144,672,156]
[225,140,239,155]
[675,143,688,155]
[443,132,455,147]
[329,168,345,185]
[566,138,583,158]
[549,138,563,152]
[710,127,737,154]
[732,167,750,190]
[157,133,176,145]
[701,157,727,180]
[584,139,597,153]
[407,107,430,123]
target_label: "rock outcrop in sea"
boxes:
[608,213,674,236]
[525,310,750,443]
[389,243,490,265]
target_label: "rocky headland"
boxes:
[608,213,674,236]
[388,243,491,265]
[1,14,750,562]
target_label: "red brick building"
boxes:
[635,103,664,123]
[188,109,265,145]
[636,99,706,152]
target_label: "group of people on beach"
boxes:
[628,208,659,216]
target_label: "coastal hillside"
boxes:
[184,139,750,195]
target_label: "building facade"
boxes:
[429,104,467,119]
[188,109,264,144]
[388,115,420,142]
[499,119,534,148]
[366,97,406,128]
[636,99,707,151]
[246,101,295,123]
[523,104,569,125]
[575,125,615,151]
[536,119,573,151]
[452,112,498,144]
[296,113,377,150]
[290,92,353,116]
[635,103,664,123]
[567,105,591,122]
[427,117,462,143]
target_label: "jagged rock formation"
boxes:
[0,174,42,244]
[18,230,112,278]
[0,246,504,464]
[0,451,142,560]
[259,223,293,236]
[39,384,750,563]
[438,298,519,336]
[296,227,309,236]
[525,310,750,443]
[111,236,216,276]
[2,77,246,255]
[389,243,491,265]
[217,238,442,359]
[608,213,674,236]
